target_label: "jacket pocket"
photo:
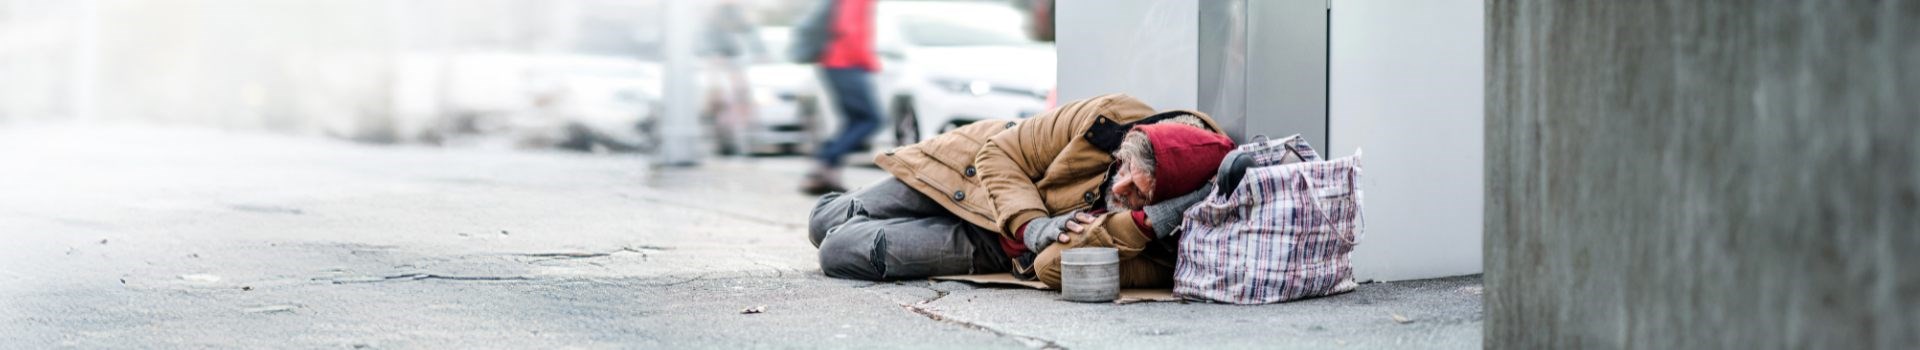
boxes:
[916,173,985,214]
[924,135,983,172]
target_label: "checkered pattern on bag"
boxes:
[1174,151,1362,304]
[1239,134,1320,167]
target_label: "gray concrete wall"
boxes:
[1487,1,1919,348]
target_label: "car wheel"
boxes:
[893,104,921,148]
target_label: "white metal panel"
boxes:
[1327,0,1484,280]
[1055,0,1196,110]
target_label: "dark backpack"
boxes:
[789,0,836,64]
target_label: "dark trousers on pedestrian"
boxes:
[817,68,881,167]
[809,178,1010,280]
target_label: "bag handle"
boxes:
[1294,153,1363,246]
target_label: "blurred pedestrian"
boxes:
[793,0,879,195]
[701,0,767,156]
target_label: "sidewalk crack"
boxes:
[901,302,1064,349]
[617,192,799,228]
[898,283,1065,349]
[323,273,530,284]
[516,245,672,263]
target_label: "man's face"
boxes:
[1109,162,1155,210]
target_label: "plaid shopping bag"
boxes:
[1175,136,1362,304]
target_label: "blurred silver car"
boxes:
[739,27,821,155]
[391,53,659,152]
[876,1,1055,146]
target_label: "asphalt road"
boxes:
[0,126,1481,348]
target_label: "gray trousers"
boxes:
[809,178,1010,280]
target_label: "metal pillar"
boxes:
[655,0,705,166]
[70,0,98,122]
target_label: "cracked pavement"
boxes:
[0,126,1482,348]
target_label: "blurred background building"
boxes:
[0,0,1052,157]
[8,0,645,140]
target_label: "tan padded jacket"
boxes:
[872,94,1225,256]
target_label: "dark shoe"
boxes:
[1008,252,1039,281]
[800,174,847,196]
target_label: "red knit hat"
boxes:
[1132,123,1234,204]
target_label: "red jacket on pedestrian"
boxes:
[820,0,879,72]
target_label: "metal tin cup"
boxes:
[1060,247,1120,302]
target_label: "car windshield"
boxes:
[888,5,1036,47]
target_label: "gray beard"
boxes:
[1099,169,1149,211]
[1104,186,1145,211]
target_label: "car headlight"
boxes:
[932,78,992,97]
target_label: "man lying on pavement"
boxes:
[807,93,1231,288]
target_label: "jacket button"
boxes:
[1004,121,1016,129]
[1083,191,1097,204]
[964,166,977,177]
[952,191,967,201]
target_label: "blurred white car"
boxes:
[810,1,1056,150]
[740,27,821,154]
[391,53,659,152]
[525,56,661,152]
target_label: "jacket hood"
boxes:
[1134,123,1234,204]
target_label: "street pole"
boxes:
[70,0,98,122]
[655,0,704,166]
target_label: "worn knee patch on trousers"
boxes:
[809,192,860,248]
[817,216,880,280]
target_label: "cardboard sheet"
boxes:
[932,273,1049,289]
[1114,288,1182,304]
[931,273,1183,304]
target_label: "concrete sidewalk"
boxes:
[0,126,1481,349]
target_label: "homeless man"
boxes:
[807,93,1236,288]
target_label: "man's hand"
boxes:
[1054,212,1097,244]
[1024,211,1088,252]
[1031,212,1096,249]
